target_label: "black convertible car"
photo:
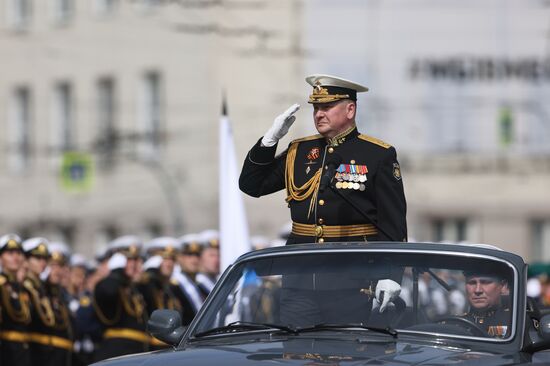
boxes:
[92,242,550,365]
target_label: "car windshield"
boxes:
[191,249,516,341]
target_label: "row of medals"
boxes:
[334,172,367,191]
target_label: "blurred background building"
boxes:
[1,0,550,261]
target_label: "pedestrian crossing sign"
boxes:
[60,152,94,192]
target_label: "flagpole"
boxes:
[219,95,251,271]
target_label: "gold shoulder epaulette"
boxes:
[0,275,6,286]
[290,134,323,145]
[170,279,179,286]
[358,134,392,149]
[23,279,35,291]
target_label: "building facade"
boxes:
[0,0,303,256]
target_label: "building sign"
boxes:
[410,57,550,82]
[60,152,94,192]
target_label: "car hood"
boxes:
[92,335,526,366]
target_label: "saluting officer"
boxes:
[239,74,407,244]
[0,234,31,366]
[93,236,148,362]
[239,75,408,322]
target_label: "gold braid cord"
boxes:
[121,288,145,323]
[92,295,121,326]
[285,143,321,219]
[23,280,55,327]
[1,283,31,324]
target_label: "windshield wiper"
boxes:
[296,323,398,338]
[193,321,299,338]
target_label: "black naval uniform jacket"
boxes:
[93,269,148,362]
[23,273,73,366]
[0,271,31,366]
[45,283,74,366]
[239,127,407,243]
[137,269,187,349]
[464,306,511,338]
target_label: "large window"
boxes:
[97,77,116,168]
[431,217,474,243]
[6,0,32,30]
[52,81,75,152]
[52,0,73,24]
[93,0,117,16]
[8,86,32,172]
[138,71,163,160]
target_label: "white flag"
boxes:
[219,99,250,271]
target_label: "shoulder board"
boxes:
[290,134,323,145]
[23,279,35,290]
[170,279,179,286]
[0,275,6,286]
[358,134,392,149]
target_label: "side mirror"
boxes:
[147,309,186,347]
[539,314,550,340]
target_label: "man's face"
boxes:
[466,276,504,310]
[48,263,65,285]
[313,100,356,139]
[160,257,175,278]
[124,257,141,280]
[200,248,220,276]
[0,250,23,273]
[70,266,87,290]
[178,253,200,274]
[28,256,48,276]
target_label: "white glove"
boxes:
[261,104,300,147]
[375,279,401,313]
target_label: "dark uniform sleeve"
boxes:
[94,277,120,321]
[136,280,155,317]
[171,284,197,326]
[239,138,287,197]
[374,147,407,242]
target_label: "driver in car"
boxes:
[462,269,511,338]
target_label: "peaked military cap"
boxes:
[143,255,163,271]
[200,229,220,249]
[108,252,127,270]
[108,235,142,259]
[22,237,50,258]
[94,245,110,262]
[49,241,71,265]
[306,74,369,104]
[70,253,88,268]
[0,233,23,253]
[144,237,179,259]
[463,265,508,281]
[179,234,203,255]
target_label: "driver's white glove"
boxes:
[261,104,300,147]
[375,279,401,313]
